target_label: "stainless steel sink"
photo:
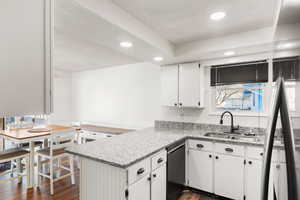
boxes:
[204,132,261,142]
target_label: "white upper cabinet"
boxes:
[179,63,203,108]
[161,62,204,108]
[161,65,179,107]
[0,0,53,116]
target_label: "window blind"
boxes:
[211,60,268,86]
[273,56,300,82]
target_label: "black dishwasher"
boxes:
[167,140,186,200]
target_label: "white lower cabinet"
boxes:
[188,149,213,193]
[277,163,288,200]
[151,164,167,200]
[245,159,262,200]
[128,174,151,200]
[245,159,275,200]
[128,151,166,200]
[214,153,244,200]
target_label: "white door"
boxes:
[128,174,151,200]
[178,63,201,107]
[161,65,179,107]
[214,154,244,200]
[188,149,213,193]
[151,164,166,200]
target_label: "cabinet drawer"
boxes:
[128,158,151,185]
[188,140,213,151]
[151,150,167,171]
[247,146,264,160]
[215,143,244,157]
[247,146,278,161]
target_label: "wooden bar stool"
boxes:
[36,129,76,195]
[0,148,30,187]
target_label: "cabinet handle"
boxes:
[248,161,252,165]
[209,154,212,158]
[179,103,182,106]
[174,103,178,106]
[137,168,145,175]
[260,153,264,156]
[215,156,219,159]
[196,144,204,148]
[153,174,157,178]
[198,101,201,106]
[147,176,151,181]
[225,148,234,153]
[157,158,164,164]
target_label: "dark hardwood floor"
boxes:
[0,169,79,200]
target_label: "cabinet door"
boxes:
[245,159,262,200]
[151,164,166,200]
[178,63,200,107]
[245,159,275,200]
[278,163,288,200]
[128,174,151,200]
[161,65,179,107]
[188,149,213,193]
[214,154,244,200]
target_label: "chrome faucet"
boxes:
[220,111,239,133]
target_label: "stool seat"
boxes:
[0,148,29,161]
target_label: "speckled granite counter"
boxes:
[66,127,279,168]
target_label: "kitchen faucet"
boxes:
[220,111,239,133]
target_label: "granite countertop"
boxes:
[66,127,295,169]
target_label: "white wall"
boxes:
[52,55,300,130]
[49,70,73,125]
[71,63,161,129]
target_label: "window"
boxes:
[211,60,268,86]
[273,56,300,82]
[5,115,47,129]
[273,57,300,113]
[215,83,265,111]
[210,60,268,113]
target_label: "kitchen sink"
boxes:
[204,132,262,142]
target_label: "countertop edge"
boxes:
[66,134,282,168]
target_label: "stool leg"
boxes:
[16,158,22,183]
[37,155,41,189]
[10,160,14,177]
[50,158,54,195]
[26,156,30,189]
[70,156,75,185]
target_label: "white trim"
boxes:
[208,111,269,117]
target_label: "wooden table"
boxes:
[0,125,73,188]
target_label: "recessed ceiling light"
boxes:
[224,51,235,56]
[153,57,163,62]
[120,41,133,48]
[210,11,226,21]
[277,43,293,49]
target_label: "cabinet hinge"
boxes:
[125,189,129,199]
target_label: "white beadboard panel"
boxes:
[80,158,127,200]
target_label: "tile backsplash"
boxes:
[155,120,300,138]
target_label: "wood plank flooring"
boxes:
[0,169,79,200]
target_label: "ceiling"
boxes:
[111,0,277,44]
[53,0,300,72]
